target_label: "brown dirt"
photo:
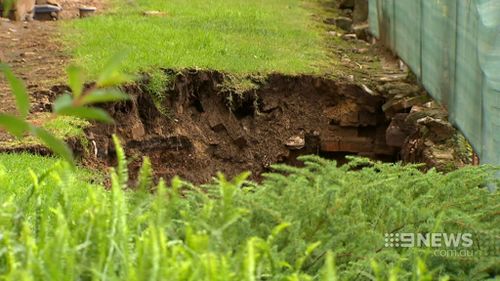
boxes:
[0,0,103,141]
[0,0,468,182]
[86,70,396,184]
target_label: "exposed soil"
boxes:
[0,0,472,183]
[0,0,102,142]
[86,70,398,184]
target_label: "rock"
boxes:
[323,17,336,25]
[35,0,60,7]
[207,115,226,133]
[360,84,375,95]
[423,147,458,172]
[34,4,61,20]
[335,16,353,31]
[20,51,36,57]
[386,114,410,147]
[285,135,305,150]
[378,74,407,82]
[353,23,370,41]
[339,0,355,9]
[130,123,146,140]
[353,47,369,54]
[416,116,455,142]
[382,94,430,112]
[353,0,369,23]
[79,6,96,18]
[143,10,167,17]
[327,31,342,37]
[342,33,357,40]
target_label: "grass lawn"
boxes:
[0,153,99,208]
[0,114,90,149]
[65,0,328,75]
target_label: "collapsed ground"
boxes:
[0,0,474,183]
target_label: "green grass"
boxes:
[42,115,90,140]
[65,0,328,75]
[0,114,90,149]
[0,153,99,203]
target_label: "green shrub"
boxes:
[0,148,498,280]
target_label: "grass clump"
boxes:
[65,0,327,76]
[0,147,498,280]
[42,115,91,140]
[144,69,175,116]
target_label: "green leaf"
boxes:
[0,64,30,118]
[0,114,30,138]
[80,89,129,105]
[98,73,136,88]
[57,106,113,123]
[52,93,74,113]
[31,127,74,165]
[67,65,85,98]
[96,52,135,87]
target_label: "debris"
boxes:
[416,116,455,142]
[382,95,430,112]
[323,18,336,25]
[335,17,353,31]
[342,33,357,40]
[378,74,407,82]
[20,51,36,57]
[353,47,369,54]
[353,23,370,41]
[285,135,305,150]
[327,31,339,37]
[142,10,167,17]
[34,4,62,21]
[361,84,375,95]
[35,0,61,7]
[386,113,411,147]
[399,60,408,72]
[79,6,96,18]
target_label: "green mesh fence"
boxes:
[369,0,500,166]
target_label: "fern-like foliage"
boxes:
[136,156,153,192]
[112,134,128,188]
[0,153,498,280]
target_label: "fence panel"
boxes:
[369,0,500,166]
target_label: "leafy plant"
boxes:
[0,54,133,165]
[0,149,498,280]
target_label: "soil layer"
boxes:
[87,70,397,183]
